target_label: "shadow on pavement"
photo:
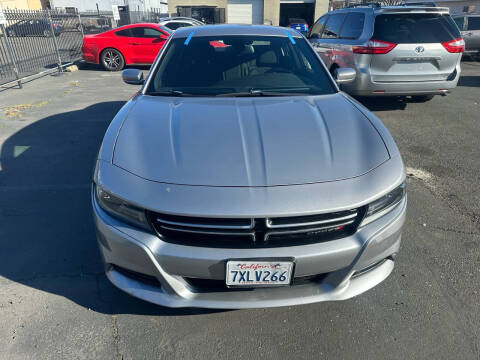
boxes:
[355,96,408,111]
[77,61,151,72]
[0,101,222,316]
[457,75,480,87]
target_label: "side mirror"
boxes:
[310,33,320,40]
[122,69,144,85]
[334,68,356,84]
[159,34,169,40]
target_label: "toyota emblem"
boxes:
[415,46,425,54]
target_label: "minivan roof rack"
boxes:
[346,3,381,9]
[400,1,436,6]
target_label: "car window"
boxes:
[131,26,163,38]
[467,17,480,31]
[309,16,327,39]
[339,13,365,39]
[178,22,193,28]
[453,17,465,30]
[322,14,346,39]
[147,35,336,96]
[373,13,461,43]
[166,22,181,30]
[115,28,132,37]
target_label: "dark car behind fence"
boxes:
[0,8,163,87]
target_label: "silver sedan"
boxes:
[92,25,406,309]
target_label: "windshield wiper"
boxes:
[216,89,312,97]
[147,90,211,97]
[147,90,186,97]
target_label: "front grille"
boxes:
[147,207,365,248]
[184,273,330,293]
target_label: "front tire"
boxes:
[101,48,125,71]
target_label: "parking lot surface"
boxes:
[0,62,479,360]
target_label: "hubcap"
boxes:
[104,51,120,69]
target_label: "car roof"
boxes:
[331,4,449,14]
[172,24,303,38]
[128,22,160,27]
[115,23,160,30]
[159,17,199,22]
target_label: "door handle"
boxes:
[129,42,141,45]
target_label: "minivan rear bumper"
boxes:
[343,64,461,96]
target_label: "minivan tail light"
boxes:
[352,39,397,55]
[442,38,465,53]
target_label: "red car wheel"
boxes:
[101,48,125,71]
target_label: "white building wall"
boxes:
[50,0,167,12]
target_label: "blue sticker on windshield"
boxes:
[184,31,194,45]
[285,31,296,45]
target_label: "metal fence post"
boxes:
[77,13,84,37]
[48,10,63,73]
[0,23,22,88]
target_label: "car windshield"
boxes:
[146,35,336,96]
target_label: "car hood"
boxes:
[113,93,389,187]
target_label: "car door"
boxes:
[335,12,366,69]
[308,15,329,64]
[318,13,347,69]
[112,28,135,62]
[129,26,169,64]
[465,16,480,52]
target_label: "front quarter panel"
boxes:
[98,97,139,163]
[341,93,401,159]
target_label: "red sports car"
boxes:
[82,23,172,71]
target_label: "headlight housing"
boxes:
[363,182,406,225]
[94,184,150,230]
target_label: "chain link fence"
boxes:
[0,8,164,87]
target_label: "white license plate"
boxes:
[226,261,293,287]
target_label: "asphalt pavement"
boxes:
[0,61,479,360]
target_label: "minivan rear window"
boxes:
[373,13,461,43]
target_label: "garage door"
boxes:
[228,0,263,24]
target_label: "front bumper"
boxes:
[93,189,406,309]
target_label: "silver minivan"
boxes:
[308,5,464,100]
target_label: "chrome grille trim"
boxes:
[159,224,255,238]
[266,212,358,229]
[155,218,254,230]
[265,219,356,239]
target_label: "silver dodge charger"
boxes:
[92,25,406,309]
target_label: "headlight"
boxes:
[363,182,406,224]
[95,184,150,230]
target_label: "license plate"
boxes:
[226,260,293,287]
[296,26,301,29]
